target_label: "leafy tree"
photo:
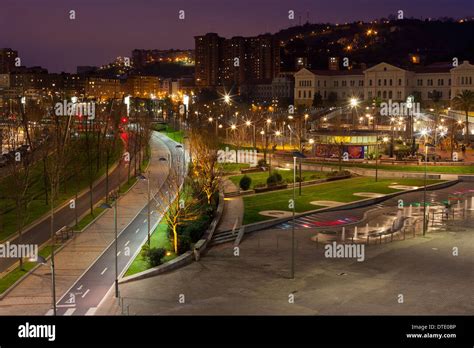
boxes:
[453,90,474,145]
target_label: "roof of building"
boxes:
[309,69,364,76]
[412,62,452,74]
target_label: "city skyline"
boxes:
[1,0,473,73]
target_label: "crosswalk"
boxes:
[277,214,360,229]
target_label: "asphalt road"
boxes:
[0,138,138,273]
[51,133,183,315]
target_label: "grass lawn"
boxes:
[0,141,123,241]
[157,125,184,144]
[229,170,327,189]
[124,220,175,277]
[0,244,54,295]
[242,177,444,225]
[307,161,474,174]
[220,163,250,175]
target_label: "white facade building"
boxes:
[294,61,474,107]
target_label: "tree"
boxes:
[453,90,474,145]
[188,128,222,205]
[155,166,198,254]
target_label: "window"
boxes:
[369,79,373,86]
[388,91,393,98]
[417,79,423,86]
[398,79,402,86]
[438,79,443,86]
[397,91,402,99]
[308,90,312,98]
[334,81,338,87]
[378,79,381,86]
[359,80,364,86]
[342,80,347,87]
[303,91,306,98]
[350,80,355,87]
[389,79,393,86]
[383,91,387,99]
[368,91,373,98]
[384,79,387,86]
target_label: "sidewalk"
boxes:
[0,132,171,315]
[215,179,243,233]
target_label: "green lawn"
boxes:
[157,125,184,143]
[220,163,250,175]
[0,141,123,241]
[308,161,474,174]
[242,177,444,225]
[124,220,175,277]
[229,170,327,189]
[0,244,54,295]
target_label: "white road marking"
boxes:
[135,228,140,234]
[85,307,97,316]
[77,285,83,291]
[117,251,121,256]
[124,241,130,247]
[101,267,108,275]
[82,289,90,298]
[64,308,76,316]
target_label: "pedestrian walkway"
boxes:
[0,131,171,315]
[215,179,243,233]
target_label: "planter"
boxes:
[254,183,288,193]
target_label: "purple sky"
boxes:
[1,0,472,73]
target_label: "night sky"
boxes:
[1,0,472,73]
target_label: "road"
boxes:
[51,133,184,315]
[0,138,141,273]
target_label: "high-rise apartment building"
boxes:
[194,33,280,90]
[0,48,18,73]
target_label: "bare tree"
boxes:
[188,129,222,205]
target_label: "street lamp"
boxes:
[419,128,432,236]
[137,173,151,246]
[100,198,119,298]
[30,255,56,315]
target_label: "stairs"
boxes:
[209,228,239,246]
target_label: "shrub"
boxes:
[266,172,283,187]
[295,176,305,182]
[327,170,351,178]
[257,159,267,167]
[141,246,166,267]
[239,175,252,190]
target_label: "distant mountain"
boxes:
[275,18,474,71]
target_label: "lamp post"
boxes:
[49,180,57,315]
[100,198,119,298]
[291,156,296,279]
[137,172,151,246]
[419,128,432,236]
[30,255,56,315]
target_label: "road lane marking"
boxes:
[101,267,108,275]
[77,285,83,290]
[125,241,130,247]
[82,289,90,298]
[64,308,76,316]
[85,307,97,316]
[135,228,140,234]
[117,251,121,256]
